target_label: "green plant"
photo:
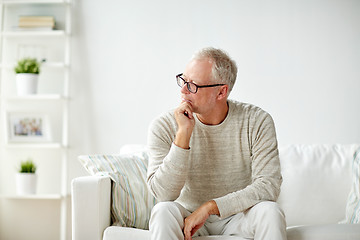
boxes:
[19,159,37,173]
[14,58,40,74]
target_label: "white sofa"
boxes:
[72,144,360,240]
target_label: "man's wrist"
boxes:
[173,141,190,150]
[205,200,220,216]
[174,129,192,149]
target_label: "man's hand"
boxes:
[174,101,195,149]
[183,200,219,240]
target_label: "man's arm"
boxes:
[146,102,195,201]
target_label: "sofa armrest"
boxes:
[71,175,111,240]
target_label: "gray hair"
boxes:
[192,47,238,93]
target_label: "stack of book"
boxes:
[18,16,55,31]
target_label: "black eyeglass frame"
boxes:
[176,73,225,93]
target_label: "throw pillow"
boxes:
[78,151,157,229]
[341,147,360,223]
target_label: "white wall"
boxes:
[69,0,360,179]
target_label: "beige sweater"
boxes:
[147,99,282,218]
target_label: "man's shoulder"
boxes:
[154,108,176,122]
[228,100,277,135]
[149,109,177,132]
[229,99,270,118]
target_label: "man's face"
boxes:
[180,59,219,115]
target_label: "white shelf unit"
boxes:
[0,1,71,240]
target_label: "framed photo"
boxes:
[7,112,52,143]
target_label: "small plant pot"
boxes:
[16,173,37,195]
[15,73,39,95]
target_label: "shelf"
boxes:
[5,142,64,149]
[0,1,71,239]
[0,62,67,69]
[1,194,62,200]
[1,30,65,37]
[0,0,68,4]
[6,94,65,101]
[42,62,68,68]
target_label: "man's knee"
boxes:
[150,202,184,222]
[251,201,286,224]
[149,202,188,240]
[247,201,286,240]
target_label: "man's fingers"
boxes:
[183,203,212,239]
[179,102,193,119]
[190,227,199,237]
[184,218,196,240]
[183,225,192,240]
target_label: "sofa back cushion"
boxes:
[277,144,359,227]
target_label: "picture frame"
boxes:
[7,112,52,143]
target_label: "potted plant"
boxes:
[16,159,37,195]
[14,58,41,95]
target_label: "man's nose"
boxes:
[180,83,190,94]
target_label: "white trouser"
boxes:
[149,201,287,240]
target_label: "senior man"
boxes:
[147,47,286,240]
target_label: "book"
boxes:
[19,16,54,22]
[18,16,55,29]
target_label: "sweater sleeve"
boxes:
[146,114,190,201]
[213,111,282,218]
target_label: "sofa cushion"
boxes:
[286,223,360,240]
[342,147,360,223]
[103,226,247,240]
[103,226,150,240]
[277,144,359,226]
[78,152,156,230]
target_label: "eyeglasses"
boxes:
[176,73,225,94]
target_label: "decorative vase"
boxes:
[15,73,39,95]
[16,173,37,195]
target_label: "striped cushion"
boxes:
[78,151,156,229]
[342,147,360,223]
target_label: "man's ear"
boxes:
[217,85,229,100]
